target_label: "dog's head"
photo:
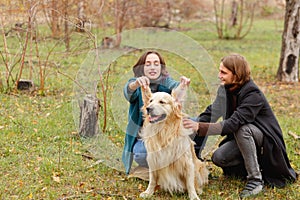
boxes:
[141,86,186,124]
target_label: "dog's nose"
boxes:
[146,107,153,114]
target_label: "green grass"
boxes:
[0,18,299,199]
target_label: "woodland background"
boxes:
[0,0,299,199]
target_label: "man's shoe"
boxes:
[239,180,264,198]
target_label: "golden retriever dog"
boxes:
[139,84,209,200]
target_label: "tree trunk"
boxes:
[79,95,100,137]
[64,0,70,51]
[75,1,86,32]
[213,0,255,39]
[230,0,238,27]
[277,0,300,82]
[51,0,59,38]
[114,0,122,47]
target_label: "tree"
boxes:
[113,0,129,47]
[213,0,257,39]
[63,0,70,51]
[277,0,300,82]
[51,0,60,38]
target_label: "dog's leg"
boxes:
[194,167,204,195]
[195,162,209,195]
[185,160,200,200]
[193,150,207,195]
[140,85,156,198]
[140,171,157,198]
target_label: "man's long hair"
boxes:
[221,54,251,86]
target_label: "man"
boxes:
[183,54,297,198]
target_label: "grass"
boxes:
[0,18,299,199]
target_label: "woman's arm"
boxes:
[128,76,150,91]
[124,76,152,103]
[124,78,138,102]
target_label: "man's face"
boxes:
[218,62,235,85]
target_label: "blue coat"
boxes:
[122,77,179,174]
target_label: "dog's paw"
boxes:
[196,187,203,195]
[140,191,152,198]
[189,195,200,200]
[189,191,201,200]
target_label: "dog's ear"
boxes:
[172,83,188,118]
[172,83,188,105]
[141,85,152,106]
[172,101,182,118]
[141,86,152,124]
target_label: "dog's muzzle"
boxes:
[146,107,153,114]
[146,106,166,123]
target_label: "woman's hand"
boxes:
[180,76,191,86]
[129,76,150,90]
[182,118,199,132]
[136,76,150,88]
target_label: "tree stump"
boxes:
[79,94,100,137]
[17,79,34,90]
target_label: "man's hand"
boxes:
[183,118,199,132]
[183,118,222,136]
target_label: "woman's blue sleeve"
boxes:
[124,78,138,102]
[163,77,180,89]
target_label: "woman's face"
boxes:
[143,53,162,80]
[218,62,235,85]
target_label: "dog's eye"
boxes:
[159,100,166,104]
[149,99,153,103]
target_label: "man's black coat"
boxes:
[199,79,297,187]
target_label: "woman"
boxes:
[122,50,192,175]
[183,54,297,198]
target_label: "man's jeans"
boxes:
[212,124,263,182]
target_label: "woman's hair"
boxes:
[221,54,251,86]
[132,51,169,77]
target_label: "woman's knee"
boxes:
[133,152,148,167]
[133,140,148,167]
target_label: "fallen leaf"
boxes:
[52,172,61,183]
[53,176,60,183]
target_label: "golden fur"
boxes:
[139,85,209,200]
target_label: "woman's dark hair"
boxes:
[221,54,251,86]
[132,51,169,77]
